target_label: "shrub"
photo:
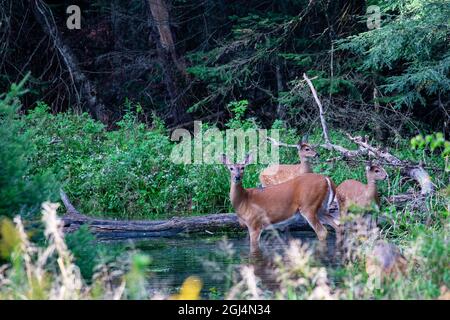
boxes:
[0,76,58,219]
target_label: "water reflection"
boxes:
[127,230,339,298]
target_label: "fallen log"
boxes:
[60,190,317,240]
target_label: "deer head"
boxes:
[295,135,317,159]
[221,153,253,183]
[297,142,318,159]
[366,162,388,181]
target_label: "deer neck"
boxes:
[366,175,378,199]
[299,156,311,172]
[230,181,248,212]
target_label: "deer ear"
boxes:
[244,153,253,165]
[365,160,372,171]
[221,154,229,165]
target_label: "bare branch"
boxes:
[301,70,434,196]
[266,137,298,148]
[31,0,108,123]
[303,73,330,144]
[346,134,434,195]
[59,189,88,220]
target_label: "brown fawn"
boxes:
[259,137,318,187]
[336,163,387,217]
[222,153,339,253]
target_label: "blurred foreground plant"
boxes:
[0,202,157,300]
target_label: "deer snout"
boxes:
[233,174,242,183]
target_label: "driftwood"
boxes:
[302,73,435,202]
[60,190,318,240]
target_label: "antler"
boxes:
[266,137,299,148]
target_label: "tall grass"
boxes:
[0,203,155,299]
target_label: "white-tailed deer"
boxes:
[336,163,387,217]
[260,136,318,187]
[221,153,339,253]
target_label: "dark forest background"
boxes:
[1,0,448,137]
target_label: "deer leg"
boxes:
[301,209,328,241]
[322,216,342,242]
[238,217,246,227]
[249,227,262,254]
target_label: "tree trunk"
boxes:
[275,58,285,119]
[31,0,108,124]
[146,0,190,124]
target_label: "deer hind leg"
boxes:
[320,215,342,240]
[301,209,328,241]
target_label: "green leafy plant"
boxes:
[225,100,256,130]
[0,75,58,218]
[411,132,450,171]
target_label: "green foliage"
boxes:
[279,53,312,67]
[124,253,151,299]
[338,0,450,108]
[0,218,21,260]
[185,9,305,113]
[20,103,447,220]
[65,226,124,280]
[22,104,227,218]
[411,132,450,157]
[415,224,449,287]
[0,76,58,218]
[225,100,257,130]
[65,226,99,280]
[0,204,153,300]
[411,132,449,172]
[0,104,448,299]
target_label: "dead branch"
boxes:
[60,190,88,220]
[303,71,434,197]
[303,73,330,144]
[266,137,298,148]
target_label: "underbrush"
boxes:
[1,83,448,299]
[0,204,447,300]
[18,101,448,221]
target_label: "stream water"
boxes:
[127,230,339,298]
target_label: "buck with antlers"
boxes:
[259,136,319,187]
[222,153,339,253]
[336,162,387,217]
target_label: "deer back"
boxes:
[337,179,379,209]
[240,173,331,225]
